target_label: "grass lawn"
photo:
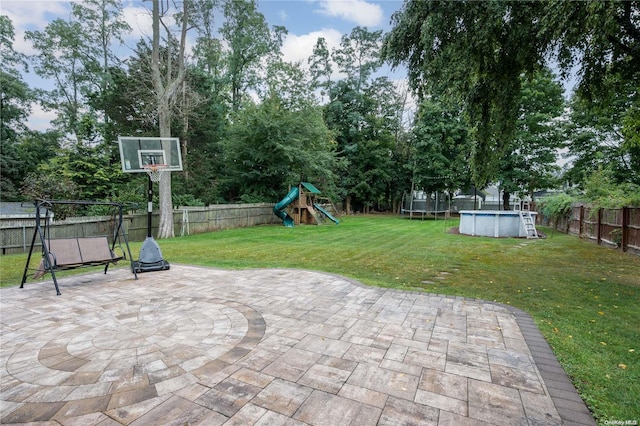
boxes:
[2,214,638,422]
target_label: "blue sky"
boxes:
[261,0,400,63]
[1,0,408,131]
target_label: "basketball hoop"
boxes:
[143,164,168,182]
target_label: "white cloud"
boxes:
[2,1,149,58]
[1,0,74,55]
[121,4,152,41]
[27,103,57,132]
[281,28,342,65]
[314,0,384,27]
[1,0,71,29]
[281,28,348,83]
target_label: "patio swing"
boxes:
[20,199,138,295]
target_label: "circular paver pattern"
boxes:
[3,296,265,412]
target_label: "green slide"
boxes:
[273,187,299,227]
[314,204,339,224]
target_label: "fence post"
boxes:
[622,206,629,252]
[579,206,584,237]
[597,208,603,246]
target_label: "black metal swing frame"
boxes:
[20,199,138,295]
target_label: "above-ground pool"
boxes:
[459,210,537,238]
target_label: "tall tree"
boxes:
[221,96,337,202]
[24,1,130,202]
[383,1,640,190]
[100,54,159,137]
[562,78,640,187]
[192,7,228,102]
[72,0,131,147]
[383,1,548,189]
[545,2,640,189]
[175,67,227,204]
[308,37,333,98]
[497,68,565,207]
[220,0,286,111]
[0,15,32,200]
[261,60,315,111]
[150,0,189,238]
[26,19,91,143]
[324,27,402,213]
[15,130,61,178]
[26,0,130,142]
[410,97,472,200]
[332,26,382,93]
[542,1,640,103]
[38,141,115,200]
[221,55,338,202]
[181,0,231,202]
[621,97,640,185]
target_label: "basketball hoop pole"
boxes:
[147,173,153,238]
[133,164,170,273]
[142,164,166,238]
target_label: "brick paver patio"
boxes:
[1,265,595,425]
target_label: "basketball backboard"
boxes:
[118,136,183,173]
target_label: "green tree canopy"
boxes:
[542,1,640,102]
[323,27,405,213]
[383,1,547,188]
[383,1,640,189]
[410,97,472,196]
[221,0,286,111]
[498,68,565,204]
[308,37,333,97]
[1,15,33,200]
[221,96,338,202]
[563,76,640,187]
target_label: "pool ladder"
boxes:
[519,201,539,239]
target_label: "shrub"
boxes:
[538,193,576,221]
[584,168,640,209]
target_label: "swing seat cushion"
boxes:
[34,237,123,278]
[76,238,117,264]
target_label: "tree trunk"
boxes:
[157,101,174,238]
[345,196,352,215]
[151,0,188,239]
[502,190,511,211]
[181,80,189,181]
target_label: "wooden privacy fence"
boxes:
[128,203,278,241]
[1,203,278,255]
[540,206,640,255]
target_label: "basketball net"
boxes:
[143,164,168,182]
